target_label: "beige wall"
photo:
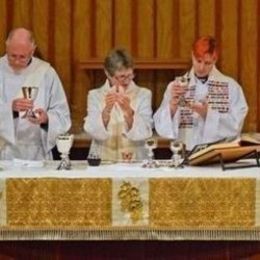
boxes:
[0,0,259,133]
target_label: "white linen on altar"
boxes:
[0,160,259,179]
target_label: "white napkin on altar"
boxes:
[12,158,44,168]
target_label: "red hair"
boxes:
[192,36,218,59]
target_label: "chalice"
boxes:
[142,137,158,168]
[170,140,185,168]
[175,76,189,107]
[22,86,39,118]
[56,134,74,170]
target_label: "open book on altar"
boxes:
[188,133,260,167]
[240,132,260,145]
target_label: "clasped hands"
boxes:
[170,81,208,119]
[12,98,48,125]
[103,91,134,119]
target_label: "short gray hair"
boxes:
[104,48,133,76]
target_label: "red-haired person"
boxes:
[154,36,248,151]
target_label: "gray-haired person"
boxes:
[84,48,153,161]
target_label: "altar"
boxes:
[0,160,259,241]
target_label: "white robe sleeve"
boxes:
[0,103,16,145]
[84,90,110,141]
[153,83,180,139]
[202,79,248,142]
[124,89,153,141]
[0,74,16,145]
[41,68,71,153]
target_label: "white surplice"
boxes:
[84,80,153,161]
[154,66,248,151]
[0,55,71,160]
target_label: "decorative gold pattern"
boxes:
[2,176,258,232]
[255,179,260,226]
[118,181,143,223]
[0,180,6,226]
[150,178,255,228]
[6,178,111,227]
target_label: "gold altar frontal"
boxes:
[0,162,260,241]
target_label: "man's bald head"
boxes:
[6,28,36,49]
[5,28,36,71]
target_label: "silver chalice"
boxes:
[56,134,74,170]
[170,140,185,168]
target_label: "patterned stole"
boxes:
[101,82,139,161]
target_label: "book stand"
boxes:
[208,150,260,171]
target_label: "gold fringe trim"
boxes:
[0,227,260,241]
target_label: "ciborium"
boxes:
[56,134,74,170]
[142,137,158,168]
[170,140,185,168]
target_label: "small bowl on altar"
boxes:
[87,157,101,166]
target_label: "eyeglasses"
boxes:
[114,73,135,82]
[7,54,32,63]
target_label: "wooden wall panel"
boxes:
[197,0,215,37]
[32,0,49,60]
[136,0,154,57]
[95,0,112,57]
[220,0,238,78]
[71,0,92,132]
[258,0,260,131]
[179,0,196,59]
[73,0,92,60]
[135,0,155,109]
[155,0,177,109]
[1,0,260,133]
[0,0,7,55]
[53,0,72,100]
[114,0,132,50]
[12,0,32,29]
[156,0,175,58]
[239,0,258,132]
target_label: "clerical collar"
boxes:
[9,57,33,75]
[27,58,32,66]
[195,74,209,84]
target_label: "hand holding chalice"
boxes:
[21,86,39,118]
[173,76,190,107]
